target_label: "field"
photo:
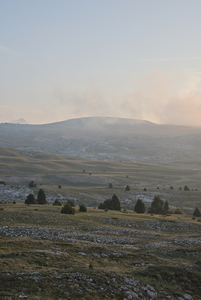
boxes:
[0,143,201,299]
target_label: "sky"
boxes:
[1,0,201,125]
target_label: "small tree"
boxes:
[98,194,121,211]
[25,193,37,204]
[61,203,75,215]
[184,185,190,191]
[37,189,47,205]
[53,199,62,206]
[193,207,201,217]
[109,183,113,188]
[125,185,130,191]
[79,204,87,212]
[58,185,62,189]
[134,199,145,214]
[143,188,147,192]
[170,186,174,190]
[148,195,163,214]
[163,201,169,215]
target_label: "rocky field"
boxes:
[0,200,201,300]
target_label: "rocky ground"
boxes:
[0,200,201,300]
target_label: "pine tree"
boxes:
[61,203,75,214]
[79,204,87,212]
[25,193,37,204]
[148,195,163,214]
[163,201,169,215]
[37,189,47,205]
[125,185,130,191]
[98,194,121,211]
[134,199,145,214]
[193,207,201,217]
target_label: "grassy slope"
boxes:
[1,146,201,189]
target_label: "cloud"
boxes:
[53,69,201,126]
[135,57,201,62]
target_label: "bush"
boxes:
[98,194,121,211]
[79,204,87,212]
[58,185,62,189]
[28,180,37,188]
[134,199,145,214]
[109,183,113,188]
[143,188,147,191]
[12,200,16,204]
[179,187,182,190]
[25,193,37,204]
[37,189,47,205]
[193,207,201,217]
[175,208,182,214]
[53,199,62,206]
[89,263,93,269]
[184,185,190,191]
[125,185,130,191]
[61,203,75,215]
[0,181,6,185]
[170,186,174,190]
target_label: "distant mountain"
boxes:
[9,118,27,124]
[1,116,201,168]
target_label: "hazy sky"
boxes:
[1,0,201,125]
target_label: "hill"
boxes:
[1,117,201,168]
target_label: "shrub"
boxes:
[134,199,145,214]
[28,180,37,188]
[12,200,16,204]
[193,207,201,217]
[58,185,62,189]
[98,194,121,211]
[109,183,113,188]
[25,193,37,204]
[79,204,87,212]
[61,203,75,215]
[175,208,182,214]
[125,185,130,191]
[53,199,62,206]
[143,188,147,191]
[37,189,47,205]
[67,200,75,207]
[179,187,182,190]
[184,185,190,191]
[89,263,93,269]
[170,186,174,190]
[0,181,6,185]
